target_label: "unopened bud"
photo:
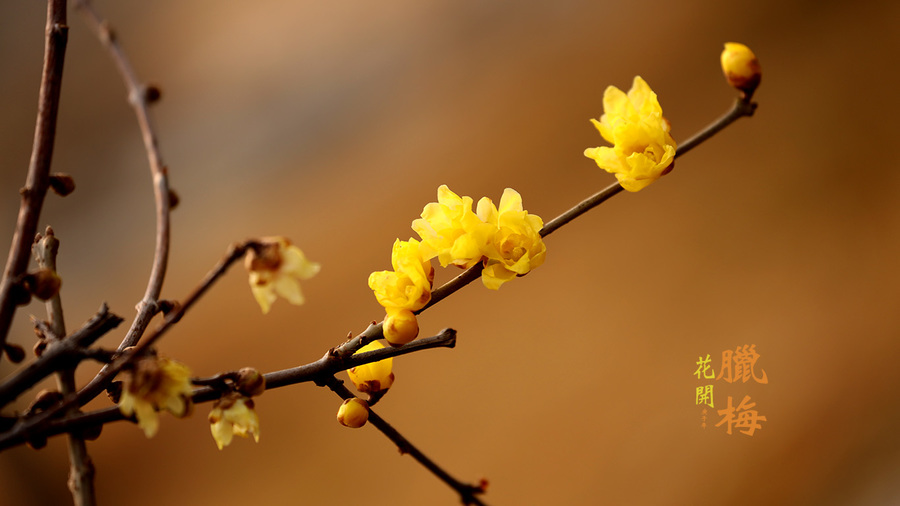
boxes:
[144,84,162,104]
[337,398,369,428]
[383,309,418,347]
[24,269,61,300]
[4,343,26,363]
[48,173,76,196]
[721,42,761,98]
[167,189,179,209]
[235,367,266,397]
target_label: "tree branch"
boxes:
[326,377,488,506]
[34,229,96,506]
[0,0,69,357]
[0,329,457,451]
[73,0,172,353]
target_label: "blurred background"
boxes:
[1,0,899,504]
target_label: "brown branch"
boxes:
[0,304,122,407]
[326,377,488,506]
[73,0,172,352]
[34,229,95,506]
[0,240,256,451]
[0,0,69,357]
[0,329,457,451]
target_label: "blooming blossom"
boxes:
[474,189,547,290]
[584,76,677,192]
[208,393,261,450]
[118,356,194,438]
[245,237,320,314]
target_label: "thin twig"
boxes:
[0,329,457,451]
[34,229,95,506]
[326,377,488,506]
[73,0,172,353]
[0,304,122,407]
[0,0,69,357]
[0,241,255,450]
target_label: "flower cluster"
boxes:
[584,76,677,192]
[118,356,194,438]
[245,237,320,314]
[412,185,546,290]
[368,185,546,346]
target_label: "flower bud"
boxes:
[48,173,76,196]
[235,367,266,397]
[720,42,761,97]
[347,341,394,394]
[336,398,369,428]
[383,308,419,346]
[24,269,61,301]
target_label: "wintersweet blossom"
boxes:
[412,185,488,268]
[347,341,395,393]
[474,188,547,290]
[368,238,433,312]
[584,76,677,192]
[245,237,320,314]
[208,393,261,450]
[118,356,194,438]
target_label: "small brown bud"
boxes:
[157,299,179,315]
[106,381,123,404]
[23,269,61,301]
[144,84,162,104]
[33,339,47,357]
[167,189,180,209]
[48,173,76,196]
[4,343,25,363]
[28,389,63,414]
[81,423,103,441]
[235,367,266,397]
[26,435,47,450]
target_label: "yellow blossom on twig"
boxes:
[208,393,261,450]
[721,42,761,97]
[245,237,320,314]
[412,185,489,268]
[584,76,677,192]
[474,188,547,290]
[118,356,194,438]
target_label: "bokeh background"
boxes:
[1,0,899,505]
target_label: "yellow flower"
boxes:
[368,239,433,312]
[118,356,194,438]
[208,393,260,450]
[245,237,320,314]
[721,42,761,96]
[347,341,395,392]
[337,398,369,428]
[474,188,547,290]
[412,185,488,268]
[584,76,677,192]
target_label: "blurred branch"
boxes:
[33,229,96,506]
[0,304,122,408]
[676,97,757,158]
[0,0,69,357]
[325,376,488,506]
[73,0,172,353]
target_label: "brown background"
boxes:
[1,1,899,505]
